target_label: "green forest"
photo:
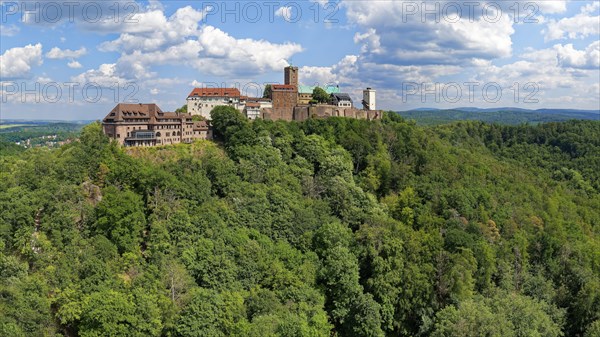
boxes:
[1,108,599,337]
[0,123,83,148]
[397,109,600,126]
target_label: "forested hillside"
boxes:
[1,108,598,337]
[397,109,600,125]
[0,123,83,148]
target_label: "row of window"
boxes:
[119,131,208,139]
[154,125,180,129]
[151,131,181,138]
[189,97,236,101]
[129,131,155,139]
[193,103,237,108]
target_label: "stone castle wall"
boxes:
[261,105,381,121]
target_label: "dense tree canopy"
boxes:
[0,112,598,336]
[312,87,330,104]
[263,84,272,99]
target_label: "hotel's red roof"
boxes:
[188,88,241,97]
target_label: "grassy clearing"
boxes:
[0,124,28,129]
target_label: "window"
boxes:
[132,131,154,139]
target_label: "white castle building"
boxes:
[186,88,244,119]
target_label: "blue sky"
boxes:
[1,0,599,120]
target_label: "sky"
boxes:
[0,0,599,120]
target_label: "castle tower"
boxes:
[362,88,376,111]
[284,66,299,87]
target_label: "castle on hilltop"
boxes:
[102,103,211,147]
[186,66,381,121]
[103,66,381,146]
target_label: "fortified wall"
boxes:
[262,105,381,121]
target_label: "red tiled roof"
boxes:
[188,88,241,97]
[103,103,160,121]
[156,111,185,119]
[246,102,260,108]
[192,121,210,130]
[103,103,190,123]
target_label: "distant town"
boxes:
[102,66,382,147]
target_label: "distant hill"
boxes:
[0,119,94,125]
[0,122,85,134]
[0,121,86,147]
[397,108,599,125]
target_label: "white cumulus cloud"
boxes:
[275,6,296,22]
[0,24,20,36]
[0,43,43,79]
[71,63,128,87]
[98,6,206,53]
[556,42,600,69]
[342,1,516,66]
[476,41,599,96]
[46,47,87,59]
[67,60,82,69]
[544,2,600,41]
[86,6,303,81]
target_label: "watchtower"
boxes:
[362,88,376,111]
[284,66,299,87]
